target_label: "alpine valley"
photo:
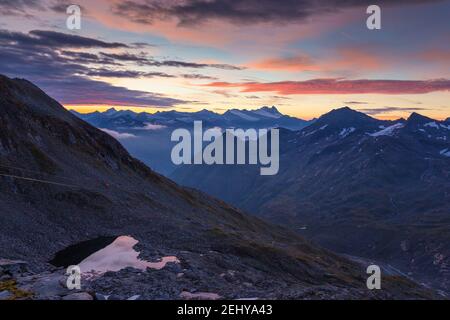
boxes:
[1,75,438,300]
[171,107,450,294]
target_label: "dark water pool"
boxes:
[50,235,179,275]
[50,236,117,267]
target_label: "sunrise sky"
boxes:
[0,0,449,120]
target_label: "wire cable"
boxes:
[0,173,80,188]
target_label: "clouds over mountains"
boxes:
[0,29,184,107]
[0,28,241,107]
[0,0,448,119]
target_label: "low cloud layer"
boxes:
[100,128,137,139]
[137,123,168,130]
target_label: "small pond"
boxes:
[50,235,179,275]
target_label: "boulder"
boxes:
[0,259,29,276]
[62,292,93,300]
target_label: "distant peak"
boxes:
[259,105,281,113]
[408,112,425,119]
[315,106,378,128]
[261,105,278,110]
[407,112,434,124]
[323,106,367,118]
[104,108,118,115]
[196,109,217,114]
[334,106,353,112]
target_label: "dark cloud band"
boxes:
[0,29,186,107]
[0,0,42,16]
[357,107,431,115]
[113,0,441,26]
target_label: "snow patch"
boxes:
[229,110,258,121]
[253,109,281,119]
[424,122,439,129]
[440,149,450,157]
[339,127,355,138]
[369,123,404,137]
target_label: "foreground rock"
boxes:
[0,254,441,300]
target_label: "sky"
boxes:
[0,0,449,120]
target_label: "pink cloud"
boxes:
[247,47,385,74]
[248,55,320,72]
[420,49,450,66]
[70,0,360,52]
[329,48,384,72]
[204,78,450,95]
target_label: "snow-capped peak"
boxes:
[228,109,259,121]
[253,106,282,119]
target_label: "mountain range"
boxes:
[171,107,450,293]
[1,74,437,299]
[72,106,311,131]
[70,106,311,175]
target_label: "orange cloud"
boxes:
[246,47,384,74]
[248,55,320,72]
[330,48,383,72]
[204,79,450,95]
[74,0,360,52]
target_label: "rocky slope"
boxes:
[0,75,439,299]
[171,107,450,294]
[0,76,431,299]
[0,76,442,299]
